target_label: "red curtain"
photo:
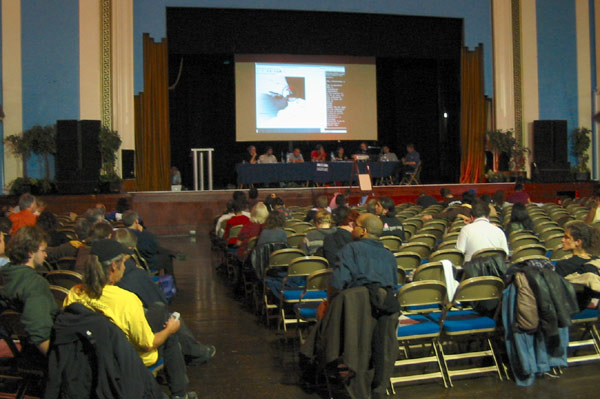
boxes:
[134,34,171,191]
[459,45,486,183]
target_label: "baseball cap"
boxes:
[91,239,132,263]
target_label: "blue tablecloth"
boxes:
[236,161,399,185]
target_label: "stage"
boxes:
[2,181,594,236]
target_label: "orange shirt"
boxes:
[9,209,37,235]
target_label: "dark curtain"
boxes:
[459,45,486,183]
[134,34,171,191]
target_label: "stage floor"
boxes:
[1,181,593,236]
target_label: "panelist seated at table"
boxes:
[287,148,304,163]
[379,146,398,162]
[311,144,327,162]
[400,143,420,171]
[258,147,278,164]
[332,146,348,161]
[245,145,258,164]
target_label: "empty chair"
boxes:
[550,246,573,261]
[283,227,296,236]
[402,222,420,239]
[438,240,458,250]
[508,230,536,242]
[510,235,541,250]
[567,304,600,365]
[49,284,70,308]
[512,244,548,263]
[380,235,403,252]
[54,256,78,271]
[418,227,444,242]
[294,268,333,342]
[543,233,564,251]
[391,281,448,390]
[394,252,422,272]
[409,233,437,250]
[45,270,83,290]
[429,249,464,266]
[412,262,446,283]
[398,242,432,261]
[443,231,460,241]
[287,233,306,248]
[539,226,565,243]
[288,222,314,234]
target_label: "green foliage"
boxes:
[485,170,508,182]
[571,127,591,173]
[4,125,56,179]
[8,177,55,196]
[99,171,122,183]
[99,126,122,174]
[487,129,530,171]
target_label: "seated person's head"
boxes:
[378,197,396,217]
[84,239,131,298]
[480,194,492,204]
[461,190,476,205]
[233,190,247,203]
[470,199,491,220]
[6,226,48,267]
[121,210,139,228]
[88,222,114,243]
[335,194,346,207]
[314,210,333,228]
[85,207,105,224]
[366,198,378,215]
[315,195,328,210]
[353,214,383,239]
[111,228,138,249]
[250,202,269,224]
[74,217,92,241]
[36,211,59,234]
[493,190,505,205]
[333,207,360,228]
[263,211,286,230]
[248,186,258,200]
[0,217,12,249]
[95,203,106,214]
[231,200,244,215]
[514,182,524,191]
[18,193,36,211]
[115,198,131,214]
[440,188,452,198]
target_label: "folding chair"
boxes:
[438,240,458,251]
[399,161,422,185]
[543,233,564,251]
[412,262,446,283]
[402,222,420,240]
[287,233,307,248]
[380,236,403,251]
[279,256,329,332]
[432,276,505,386]
[429,249,464,266]
[294,268,333,342]
[508,230,536,242]
[417,227,444,242]
[394,252,422,273]
[509,235,541,250]
[471,248,507,261]
[550,246,572,261]
[391,281,448,390]
[398,242,432,262]
[511,244,548,263]
[289,222,314,234]
[45,270,83,289]
[442,231,460,242]
[284,227,296,236]
[567,303,600,365]
[54,256,78,271]
[49,285,70,308]
[538,226,564,242]
[263,248,304,325]
[0,310,47,399]
[409,233,437,250]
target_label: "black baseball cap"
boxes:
[91,239,132,263]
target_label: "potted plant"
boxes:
[485,170,508,183]
[98,126,123,193]
[571,127,591,181]
[487,129,514,172]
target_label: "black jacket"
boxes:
[117,258,167,307]
[45,303,163,399]
[462,254,507,316]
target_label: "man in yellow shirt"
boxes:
[65,239,196,399]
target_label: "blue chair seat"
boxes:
[294,301,322,320]
[397,314,440,338]
[572,308,599,321]
[148,357,164,375]
[429,310,496,333]
[283,289,327,301]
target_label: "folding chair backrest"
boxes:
[397,280,447,308]
[305,268,333,291]
[49,284,69,308]
[45,270,83,289]
[398,242,431,260]
[284,227,296,236]
[397,267,407,285]
[508,230,536,241]
[287,256,329,277]
[246,236,259,253]
[512,244,547,262]
[289,222,314,233]
[423,219,447,229]
[287,233,306,248]
[417,227,444,241]
[429,249,464,266]
[543,233,564,250]
[394,251,422,271]
[438,240,458,250]
[380,235,403,251]
[133,248,151,272]
[409,233,437,249]
[510,235,541,250]
[402,222,419,238]
[450,276,504,304]
[228,224,244,240]
[413,262,446,282]
[550,246,572,260]
[55,256,78,271]
[269,248,304,268]
[539,226,565,241]
[471,247,507,261]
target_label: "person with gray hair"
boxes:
[9,193,38,235]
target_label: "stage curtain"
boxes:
[134,34,171,191]
[459,45,486,183]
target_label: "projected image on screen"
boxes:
[255,63,346,134]
[236,55,377,142]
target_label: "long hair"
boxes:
[83,253,125,299]
[509,203,534,231]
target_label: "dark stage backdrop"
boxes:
[167,8,462,188]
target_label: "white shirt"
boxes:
[456,217,508,262]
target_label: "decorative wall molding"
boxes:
[101,0,112,129]
[512,0,523,144]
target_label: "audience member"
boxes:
[236,202,269,262]
[422,190,475,222]
[416,192,437,209]
[329,192,345,211]
[64,239,197,399]
[378,197,405,240]
[585,185,600,224]
[0,226,57,355]
[301,210,337,256]
[0,217,12,267]
[247,186,259,210]
[287,148,304,163]
[106,197,131,221]
[440,187,460,207]
[365,198,378,215]
[323,207,359,267]
[36,210,69,247]
[46,217,91,271]
[224,201,250,245]
[9,193,38,235]
[256,211,287,246]
[455,199,509,262]
[87,221,114,242]
[480,194,498,218]
[507,202,534,234]
[171,166,182,185]
[258,147,277,164]
[493,189,507,210]
[507,182,531,204]
[305,195,330,223]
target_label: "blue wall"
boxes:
[21,0,79,179]
[537,0,579,166]
[133,0,493,95]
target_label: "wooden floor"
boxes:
[168,234,600,399]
